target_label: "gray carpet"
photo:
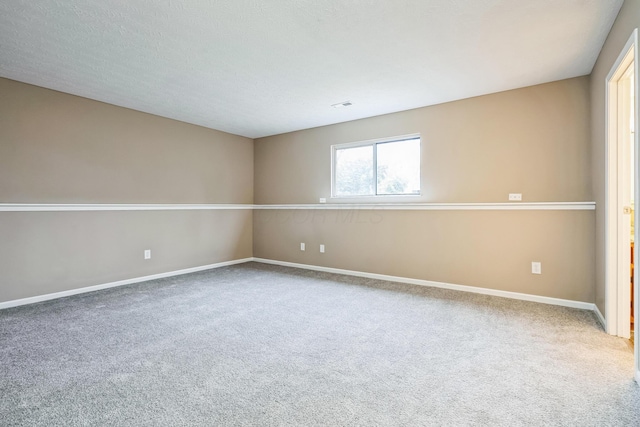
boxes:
[1,262,639,426]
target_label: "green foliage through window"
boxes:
[333,136,420,197]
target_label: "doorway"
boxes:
[622,62,636,343]
[606,29,638,382]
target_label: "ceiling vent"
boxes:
[331,101,352,108]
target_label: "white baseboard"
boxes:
[0,258,253,310]
[593,304,606,329]
[252,258,596,311]
[0,256,598,315]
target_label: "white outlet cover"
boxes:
[319,198,327,203]
[320,244,325,253]
[531,261,542,274]
[509,193,522,201]
[300,243,305,251]
[144,249,151,259]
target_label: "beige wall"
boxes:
[254,209,594,302]
[0,78,253,204]
[255,78,591,204]
[590,0,640,315]
[0,71,597,304]
[0,78,254,303]
[254,78,595,301]
[0,210,252,302]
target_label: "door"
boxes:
[605,29,638,383]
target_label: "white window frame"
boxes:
[331,133,421,198]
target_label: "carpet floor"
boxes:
[1,262,639,426]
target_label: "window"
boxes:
[332,135,421,197]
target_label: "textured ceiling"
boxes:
[0,0,624,138]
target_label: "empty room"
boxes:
[2,0,640,425]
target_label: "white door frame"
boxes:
[605,28,639,382]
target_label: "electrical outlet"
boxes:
[144,249,151,260]
[509,193,522,201]
[300,242,305,251]
[320,244,325,253]
[531,261,542,274]
[319,198,327,203]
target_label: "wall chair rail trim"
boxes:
[0,202,596,212]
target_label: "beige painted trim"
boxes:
[253,258,595,311]
[0,258,254,309]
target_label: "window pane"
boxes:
[335,145,374,196]
[376,138,420,195]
